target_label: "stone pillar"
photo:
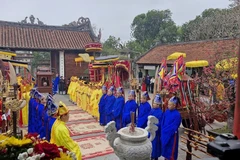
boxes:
[59,51,65,77]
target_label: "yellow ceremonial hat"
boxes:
[58,101,69,116]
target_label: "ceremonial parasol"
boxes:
[167,52,186,60]
[215,57,238,70]
[185,60,209,68]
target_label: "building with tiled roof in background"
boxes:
[135,38,239,77]
[0,15,101,79]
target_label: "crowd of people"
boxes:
[27,89,82,160]
[67,76,182,160]
[5,74,183,160]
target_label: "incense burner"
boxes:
[105,116,158,160]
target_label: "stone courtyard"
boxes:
[43,91,225,160]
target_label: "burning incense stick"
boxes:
[129,112,135,133]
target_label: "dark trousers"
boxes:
[150,83,154,93]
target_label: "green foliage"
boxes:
[126,40,145,54]
[131,9,179,50]
[31,52,50,69]
[0,144,33,160]
[181,8,239,41]
[101,36,121,55]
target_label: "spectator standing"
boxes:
[59,76,65,95]
[145,74,151,92]
[53,73,60,94]
[150,77,155,93]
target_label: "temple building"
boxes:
[0,15,102,79]
[136,37,238,77]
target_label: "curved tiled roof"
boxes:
[136,38,238,65]
[0,20,95,50]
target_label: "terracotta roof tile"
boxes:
[0,21,94,50]
[137,38,239,65]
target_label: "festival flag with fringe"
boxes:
[158,58,167,80]
[168,55,186,92]
[163,68,172,88]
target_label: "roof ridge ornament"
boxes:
[63,17,90,27]
[77,17,90,25]
[19,15,45,25]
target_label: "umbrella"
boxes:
[215,57,238,71]
[167,52,186,60]
[185,60,209,68]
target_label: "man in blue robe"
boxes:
[53,73,60,94]
[161,96,181,160]
[32,90,40,133]
[45,96,58,142]
[28,88,37,133]
[99,85,107,126]
[105,86,116,124]
[122,90,138,127]
[112,87,125,130]
[137,91,151,129]
[36,93,47,138]
[149,94,163,160]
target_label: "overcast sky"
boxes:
[1,0,230,42]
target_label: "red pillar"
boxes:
[233,40,240,139]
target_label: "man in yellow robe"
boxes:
[92,84,102,119]
[51,101,82,160]
[22,83,32,125]
[21,86,28,125]
[79,81,85,110]
[89,84,97,115]
[76,81,81,108]
[81,82,88,111]
[86,84,93,113]
[71,77,78,104]
[78,81,84,108]
[67,77,74,102]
